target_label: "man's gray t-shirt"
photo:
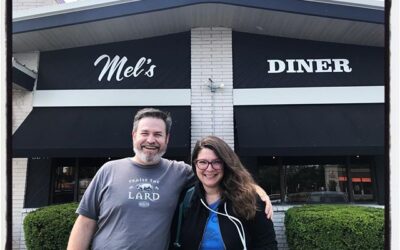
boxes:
[77,157,194,250]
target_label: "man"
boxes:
[67,108,272,249]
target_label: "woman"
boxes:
[180,136,278,250]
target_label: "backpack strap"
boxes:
[173,186,195,248]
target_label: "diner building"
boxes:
[12,0,385,248]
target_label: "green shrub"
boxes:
[23,203,79,250]
[285,205,384,250]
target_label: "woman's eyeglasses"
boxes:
[195,159,223,170]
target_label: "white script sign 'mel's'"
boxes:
[267,59,352,73]
[94,54,157,82]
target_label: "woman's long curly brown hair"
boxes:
[191,136,258,220]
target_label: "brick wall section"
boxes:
[191,27,234,149]
[12,52,38,249]
[13,0,57,11]
[12,87,33,133]
[190,28,291,249]
[12,53,37,133]
[11,159,29,250]
[273,207,292,250]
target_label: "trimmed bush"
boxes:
[285,205,384,250]
[24,203,79,250]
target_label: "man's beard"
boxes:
[133,145,167,165]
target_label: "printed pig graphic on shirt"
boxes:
[136,183,153,191]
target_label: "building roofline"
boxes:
[13,0,384,34]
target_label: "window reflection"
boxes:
[50,156,377,205]
[53,165,75,204]
[52,158,108,204]
[257,157,281,203]
[350,161,374,202]
[284,163,347,203]
[259,167,280,203]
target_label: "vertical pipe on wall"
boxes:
[1,0,10,248]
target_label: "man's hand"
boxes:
[254,184,274,219]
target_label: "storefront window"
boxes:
[78,158,103,201]
[253,156,379,204]
[350,157,374,202]
[257,157,280,203]
[284,157,347,203]
[52,158,76,204]
[52,158,108,204]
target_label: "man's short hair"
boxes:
[133,108,172,135]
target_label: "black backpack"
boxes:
[173,186,195,248]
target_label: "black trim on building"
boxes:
[234,104,384,156]
[12,106,191,157]
[12,65,35,91]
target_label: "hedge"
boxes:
[24,203,79,250]
[285,205,384,250]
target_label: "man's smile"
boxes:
[142,145,160,151]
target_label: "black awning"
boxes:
[12,65,36,91]
[234,104,384,156]
[12,106,191,157]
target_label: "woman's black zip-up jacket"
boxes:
[179,185,278,250]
